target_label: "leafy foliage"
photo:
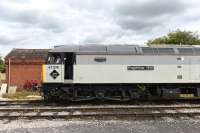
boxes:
[0,57,5,73]
[147,30,200,45]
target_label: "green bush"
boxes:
[0,57,5,73]
[148,30,200,45]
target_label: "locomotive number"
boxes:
[48,66,59,70]
[127,66,154,71]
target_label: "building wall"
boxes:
[6,60,45,89]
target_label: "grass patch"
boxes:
[3,90,42,100]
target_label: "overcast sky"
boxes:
[0,0,200,56]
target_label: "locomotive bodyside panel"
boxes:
[73,65,193,83]
[73,55,200,83]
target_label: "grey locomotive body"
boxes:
[42,45,200,101]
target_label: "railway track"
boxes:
[0,99,199,106]
[0,100,43,106]
[0,104,200,119]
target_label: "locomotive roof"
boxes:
[49,45,200,55]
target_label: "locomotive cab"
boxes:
[43,52,75,83]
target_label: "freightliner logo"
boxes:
[50,70,60,79]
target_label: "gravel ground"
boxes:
[0,118,200,133]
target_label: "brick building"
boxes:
[5,49,49,89]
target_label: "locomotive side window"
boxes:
[47,53,62,64]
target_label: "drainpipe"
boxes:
[8,58,10,88]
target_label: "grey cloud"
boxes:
[0,5,39,24]
[0,5,64,33]
[83,36,104,44]
[116,0,186,18]
[12,12,40,25]
[117,16,161,31]
[39,16,64,33]
[0,34,25,45]
[115,0,187,31]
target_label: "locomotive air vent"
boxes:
[177,75,183,79]
[94,57,106,62]
[177,57,184,61]
[177,65,182,68]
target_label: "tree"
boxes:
[0,57,5,73]
[147,30,200,45]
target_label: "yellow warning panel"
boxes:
[42,65,46,82]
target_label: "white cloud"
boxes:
[0,0,199,56]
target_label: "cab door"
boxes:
[64,53,75,81]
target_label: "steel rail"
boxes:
[0,110,199,119]
[1,103,200,109]
[0,105,199,119]
[0,104,200,110]
[0,105,196,111]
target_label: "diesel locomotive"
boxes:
[42,45,200,101]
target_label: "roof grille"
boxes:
[177,48,194,55]
[157,48,175,55]
[193,48,200,55]
[79,45,107,53]
[107,45,138,54]
[141,47,154,55]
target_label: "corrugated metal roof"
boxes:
[50,45,200,55]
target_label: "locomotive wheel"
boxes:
[43,92,52,101]
[43,89,60,102]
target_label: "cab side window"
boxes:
[47,53,62,64]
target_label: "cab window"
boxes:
[46,53,62,64]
